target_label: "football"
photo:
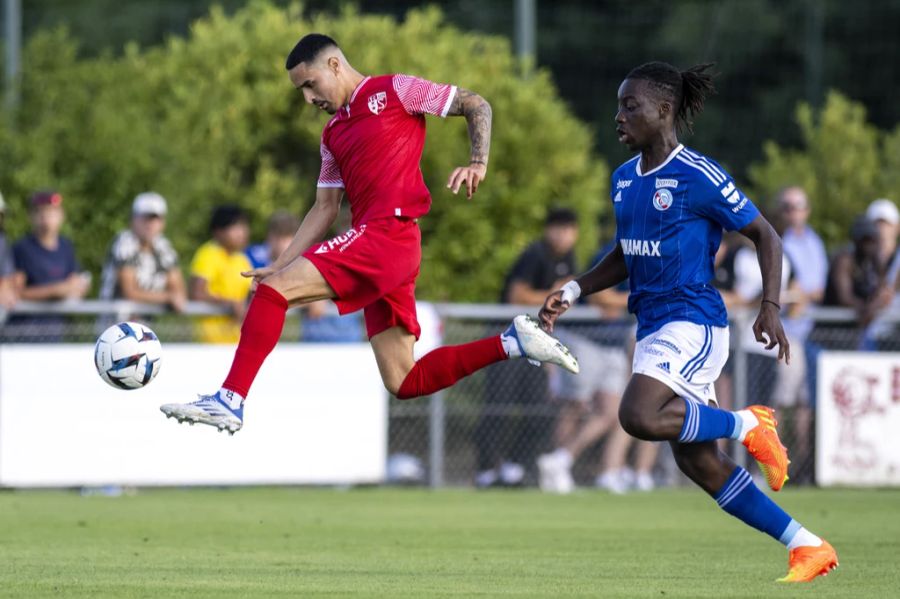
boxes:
[94,322,162,390]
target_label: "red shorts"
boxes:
[304,217,421,339]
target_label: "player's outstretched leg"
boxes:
[671,440,838,583]
[160,282,289,432]
[162,257,331,432]
[391,314,578,400]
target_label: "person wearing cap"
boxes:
[865,198,900,287]
[12,191,89,303]
[189,204,252,343]
[7,190,89,341]
[0,191,16,310]
[98,192,186,312]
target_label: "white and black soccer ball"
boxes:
[94,322,162,390]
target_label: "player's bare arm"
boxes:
[242,187,343,282]
[539,245,629,332]
[445,87,492,199]
[739,213,790,363]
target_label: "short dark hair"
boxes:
[545,207,578,227]
[285,33,339,71]
[209,204,247,233]
[626,61,716,133]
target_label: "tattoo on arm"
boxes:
[447,87,492,166]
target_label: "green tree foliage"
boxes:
[0,2,606,302]
[748,92,899,246]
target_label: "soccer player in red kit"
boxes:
[161,34,579,433]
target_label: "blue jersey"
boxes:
[611,145,759,339]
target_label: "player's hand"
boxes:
[447,162,487,200]
[753,301,790,364]
[538,290,570,334]
[242,266,277,284]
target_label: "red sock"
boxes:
[396,336,507,399]
[221,284,288,398]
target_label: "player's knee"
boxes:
[618,401,655,440]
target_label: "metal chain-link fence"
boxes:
[389,304,900,490]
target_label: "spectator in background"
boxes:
[823,216,893,333]
[537,234,648,494]
[13,191,90,302]
[773,186,827,482]
[8,191,90,340]
[474,207,578,488]
[865,198,899,286]
[245,210,299,270]
[99,192,186,312]
[190,205,252,343]
[0,191,16,311]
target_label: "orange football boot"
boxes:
[778,540,839,582]
[741,405,790,491]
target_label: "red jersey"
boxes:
[317,74,457,226]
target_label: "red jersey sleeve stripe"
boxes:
[317,141,344,188]
[393,74,457,118]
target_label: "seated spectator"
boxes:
[99,192,186,312]
[190,205,252,343]
[0,191,16,311]
[8,191,90,340]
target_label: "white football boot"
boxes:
[505,315,579,373]
[160,391,243,435]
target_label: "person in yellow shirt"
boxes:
[190,205,252,343]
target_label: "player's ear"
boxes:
[658,99,672,121]
[327,55,341,76]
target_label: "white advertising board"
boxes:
[816,351,900,486]
[0,343,387,487]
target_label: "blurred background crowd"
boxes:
[1,0,898,491]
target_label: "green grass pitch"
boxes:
[1,487,897,597]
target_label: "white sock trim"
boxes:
[786,527,823,550]
[500,333,521,358]
[732,409,759,442]
[218,388,245,410]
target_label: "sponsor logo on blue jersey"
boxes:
[616,179,632,189]
[720,181,749,213]
[620,238,661,257]
[655,177,679,189]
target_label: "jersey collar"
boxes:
[346,76,371,107]
[635,144,684,177]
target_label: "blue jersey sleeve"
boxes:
[689,164,759,231]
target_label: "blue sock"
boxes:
[714,467,798,544]
[678,398,737,442]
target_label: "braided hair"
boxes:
[626,62,716,133]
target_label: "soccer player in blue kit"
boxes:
[539,62,838,582]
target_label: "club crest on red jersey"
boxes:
[368,92,387,115]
